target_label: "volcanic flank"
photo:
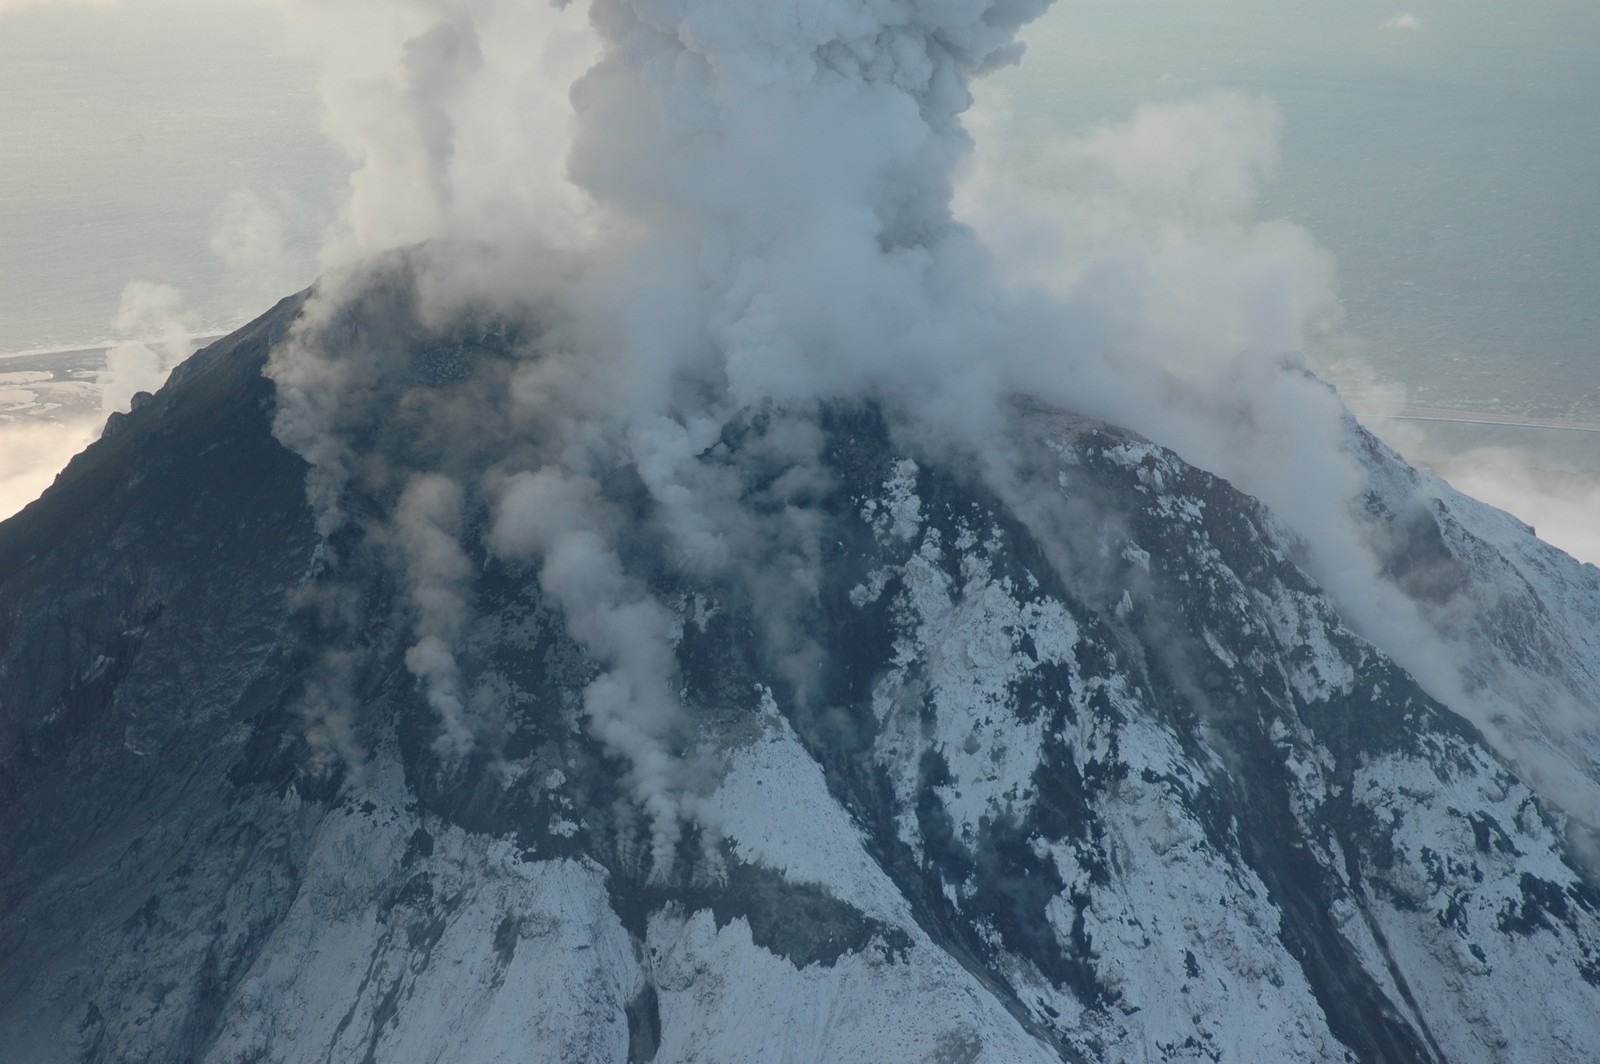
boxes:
[5,271,1600,1061]
[5,0,1600,1061]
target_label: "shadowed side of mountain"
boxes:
[0,294,327,1062]
[0,291,309,576]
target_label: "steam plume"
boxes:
[100,281,194,415]
[394,472,477,757]
[262,0,1600,860]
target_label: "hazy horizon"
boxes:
[1,0,1596,558]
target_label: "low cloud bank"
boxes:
[0,418,98,521]
[1427,448,1600,566]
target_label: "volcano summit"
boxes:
[5,0,1600,1061]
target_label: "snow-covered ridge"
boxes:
[3,323,1600,1061]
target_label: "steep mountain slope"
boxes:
[2,297,1598,1064]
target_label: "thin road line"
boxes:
[1354,406,1600,435]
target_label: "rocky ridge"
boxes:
[2,298,1598,1063]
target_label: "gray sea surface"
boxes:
[0,1,338,356]
[981,0,1600,482]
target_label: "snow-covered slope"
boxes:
[1354,424,1600,845]
[2,303,1598,1063]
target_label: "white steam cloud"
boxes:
[267,0,1055,870]
[492,468,692,870]
[258,0,1600,865]
[394,473,478,757]
[99,281,195,415]
[0,419,98,520]
[278,0,599,264]
[1432,451,1600,566]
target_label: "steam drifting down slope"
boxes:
[1,302,1599,1061]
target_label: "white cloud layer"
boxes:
[1425,448,1600,566]
[0,418,98,521]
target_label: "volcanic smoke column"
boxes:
[268,0,1059,872]
[483,0,1060,868]
[564,0,1053,416]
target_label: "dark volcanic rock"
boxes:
[2,294,1599,1063]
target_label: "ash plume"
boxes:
[260,0,1600,862]
[393,472,477,757]
[267,0,1059,871]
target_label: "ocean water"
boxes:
[987,1,1600,430]
[0,1,337,355]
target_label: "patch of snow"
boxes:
[871,516,1080,846]
[861,458,923,544]
[1353,747,1600,1064]
[708,690,912,927]
[647,909,1061,1064]
[1038,716,1343,1062]
[203,757,642,1064]
[848,566,892,607]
